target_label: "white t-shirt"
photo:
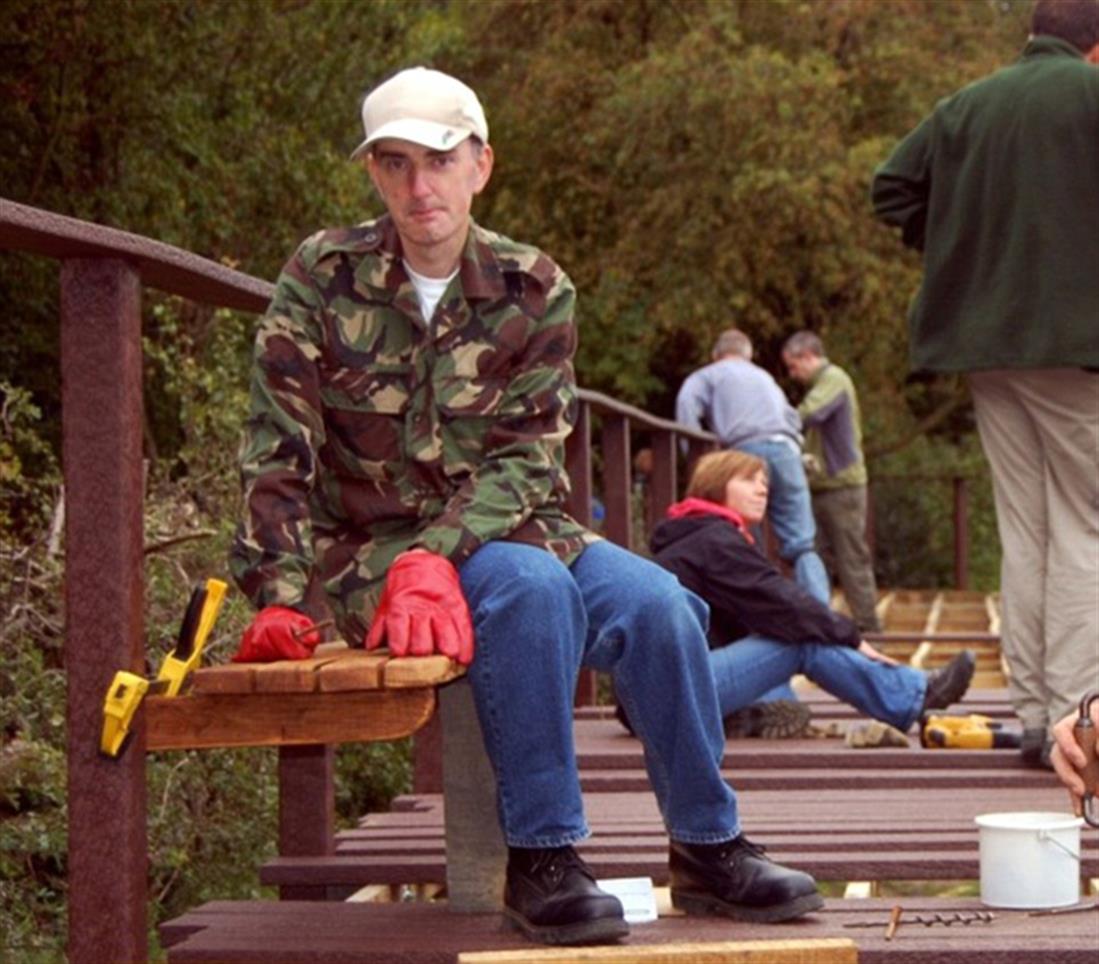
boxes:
[403,261,459,323]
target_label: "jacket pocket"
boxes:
[319,363,413,471]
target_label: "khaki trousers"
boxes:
[969,368,1099,733]
[811,485,881,632]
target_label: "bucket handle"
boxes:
[1038,829,1081,862]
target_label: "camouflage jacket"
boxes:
[229,215,597,642]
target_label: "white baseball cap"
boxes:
[350,67,488,160]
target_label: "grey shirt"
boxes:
[676,358,802,449]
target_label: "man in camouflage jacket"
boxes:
[229,211,596,645]
[229,67,823,945]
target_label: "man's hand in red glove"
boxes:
[365,550,475,665]
[233,606,322,663]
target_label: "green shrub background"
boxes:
[1,0,1024,955]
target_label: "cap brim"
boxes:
[349,118,474,160]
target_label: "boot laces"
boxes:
[719,834,767,865]
[531,845,591,884]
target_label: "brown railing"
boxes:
[0,197,716,962]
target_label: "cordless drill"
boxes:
[920,713,1022,749]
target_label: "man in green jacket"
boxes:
[230,66,823,945]
[871,0,1099,769]
[782,332,881,633]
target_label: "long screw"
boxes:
[845,911,996,929]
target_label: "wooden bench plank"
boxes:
[316,651,389,692]
[147,688,437,750]
[385,654,466,688]
[251,652,351,694]
[189,663,257,695]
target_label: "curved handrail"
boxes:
[577,387,712,442]
[0,195,718,449]
[0,197,271,312]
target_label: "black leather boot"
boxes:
[921,649,976,713]
[669,835,824,922]
[504,845,629,945]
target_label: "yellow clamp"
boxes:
[99,578,228,758]
[100,671,151,758]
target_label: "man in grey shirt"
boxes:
[676,328,829,605]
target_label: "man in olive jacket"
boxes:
[871,0,1099,768]
[782,332,881,634]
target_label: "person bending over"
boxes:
[632,450,975,736]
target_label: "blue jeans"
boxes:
[737,437,830,604]
[710,635,928,732]
[459,539,739,848]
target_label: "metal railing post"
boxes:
[61,258,147,963]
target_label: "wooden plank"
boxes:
[384,655,466,689]
[258,845,1099,888]
[160,897,1099,964]
[251,652,349,693]
[190,664,256,695]
[459,938,859,963]
[575,767,1053,793]
[316,651,388,692]
[146,689,436,750]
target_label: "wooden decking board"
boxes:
[577,766,1052,792]
[333,831,995,857]
[162,897,1099,963]
[574,689,1017,724]
[259,846,1099,888]
[382,784,1068,823]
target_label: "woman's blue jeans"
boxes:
[710,635,928,732]
[459,539,740,849]
[736,436,830,603]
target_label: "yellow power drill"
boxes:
[920,713,1022,750]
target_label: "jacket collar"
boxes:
[1021,35,1087,61]
[665,497,755,544]
[353,215,510,304]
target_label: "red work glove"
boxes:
[365,550,475,665]
[233,606,321,663]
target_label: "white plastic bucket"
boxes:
[974,811,1084,909]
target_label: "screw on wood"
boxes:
[293,618,335,642]
[885,904,903,941]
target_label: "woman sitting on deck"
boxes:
[621,449,975,738]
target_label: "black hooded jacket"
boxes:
[649,513,860,650]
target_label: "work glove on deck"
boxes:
[365,549,475,665]
[233,605,321,662]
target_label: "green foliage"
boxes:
[871,435,1001,593]
[0,381,60,537]
[0,0,1031,949]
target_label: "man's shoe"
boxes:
[669,835,824,922]
[1020,727,1056,769]
[921,650,976,713]
[504,845,629,945]
[724,699,811,739]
